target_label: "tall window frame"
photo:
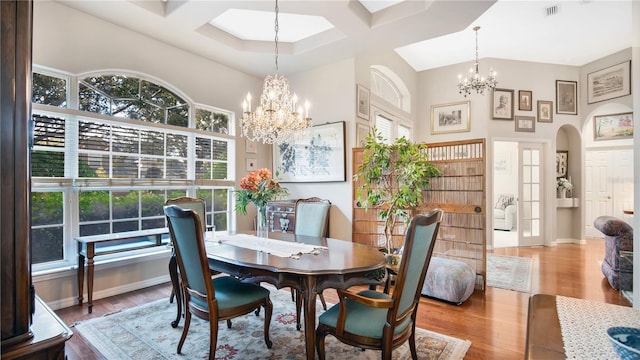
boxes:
[31,68,236,273]
[369,66,413,142]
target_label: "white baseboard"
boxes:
[46,275,171,311]
[556,238,585,244]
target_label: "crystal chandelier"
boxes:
[457,26,497,97]
[241,0,311,144]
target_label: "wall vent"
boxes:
[545,4,559,16]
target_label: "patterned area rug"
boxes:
[486,254,532,292]
[74,286,471,359]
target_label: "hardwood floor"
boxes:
[55,239,630,359]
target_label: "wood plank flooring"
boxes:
[55,239,631,359]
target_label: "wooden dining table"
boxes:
[169,231,387,360]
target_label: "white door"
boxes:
[518,143,544,246]
[585,149,634,237]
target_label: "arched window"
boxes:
[370,66,412,141]
[31,69,235,271]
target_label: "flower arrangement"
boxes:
[235,168,288,215]
[557,177,573,191]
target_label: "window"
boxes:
[31,70,236,271]
[370,66,412,143]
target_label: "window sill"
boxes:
[32,247,172,283]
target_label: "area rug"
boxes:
[486,253,532,292]
[74,286,471,360]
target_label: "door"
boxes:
[518,143,544,246]
[585,149,634,237]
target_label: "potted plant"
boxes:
[557,177,573,198]
[235,168,288,235]
[353,128,441,262]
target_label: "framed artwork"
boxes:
[556,80,577,115]
[356,122,369,147]
[273,121,346,182]
[356,84,370,120]
[515,115,535,133]
[430,101,470,134]
[518,90,532,111]
[245,140,257,153]
[593,112,633,141]
[556,151,568,178]
[246,157,256,171]
[537,100,553,123]
[587,61,631,104]
[491,88,514,120]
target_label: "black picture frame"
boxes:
[556,150,568,178]
[273,121,346,183]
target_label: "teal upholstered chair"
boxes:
[294,197,331,237]
[166,197,213,328]
[291,198,331,329]
[164,205,273,360]
[315,209,444,360]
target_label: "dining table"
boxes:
[169,231,388,360]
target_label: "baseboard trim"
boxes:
[556,238,585,244]
[46,275,170,311]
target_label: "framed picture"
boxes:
[556,80,577,115]
[556,151,568,178]
[356,84,370,120]
[587,61,631,104]
[430,101,470,134]
[245,140,257,153]
[593,112,633,141]
[518,90,532,111]
[515,115,535,133]
[491,88,514,120]
[537,100,553,123]
[246,157,256,171]
[273,121,346,182]
[356,122,369,147]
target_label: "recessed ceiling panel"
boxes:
[210,9,334,43]
[359,0,406,13]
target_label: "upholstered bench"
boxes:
[421,256,475,305]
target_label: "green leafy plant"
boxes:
[354,128,441,254]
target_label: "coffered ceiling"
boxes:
[55,0,633,77]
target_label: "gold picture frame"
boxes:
[430,101,470,134]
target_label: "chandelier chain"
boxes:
[274,0,279,73]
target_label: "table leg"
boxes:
[77,254,85,306]
[87,256,94,313]
[302,276,317,360]
[169,253,182,328]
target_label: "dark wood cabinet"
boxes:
[267,200,297,233]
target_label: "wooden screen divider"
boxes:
[352,138,486,290]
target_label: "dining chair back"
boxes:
[166,196,208,233]
[164,205,273,360]
[315,209,444,360]
[294,197,331,237]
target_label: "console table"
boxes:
[76,228,169,313]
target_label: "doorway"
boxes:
[493,141,518,248]
[493,141,545,248]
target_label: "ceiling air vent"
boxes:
[545,4,559,16]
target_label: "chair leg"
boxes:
[208,315,219,360]
[319,292,327,310]
[290,288,295,301]
[177,309,191,354]
[263,298,273,348]
[295,289,302,331]
[226,319,232,328]
[409,329,418,360]
[169,255,182,328]
[315,324,327,360]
